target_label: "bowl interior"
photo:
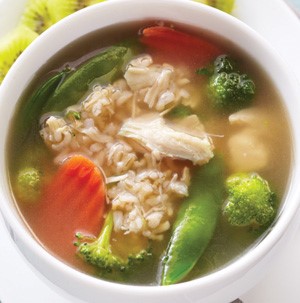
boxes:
[1,1,300,302]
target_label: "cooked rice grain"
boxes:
[40,55,193,240]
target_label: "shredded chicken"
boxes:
[124,54,190,112]
[119,113,214,165]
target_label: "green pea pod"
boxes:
[17,70,68,144]
[161,156,224,285]
[42,46,129,113]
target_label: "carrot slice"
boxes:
[32,155,106,260]
[140,26,223,68]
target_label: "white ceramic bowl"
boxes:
[1,1,300,302]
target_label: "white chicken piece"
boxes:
[118,113,214,165]
[228,107,272,172]
[124,55,190,112]
[229,107,271,128]
[227,128,269,172]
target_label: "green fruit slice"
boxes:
[20,0,55,34]
[48,0,106,23]
[194,0,235,13]
[0,25,38,83]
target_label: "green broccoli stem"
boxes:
[77,210,152,273]
[97,212,114,248]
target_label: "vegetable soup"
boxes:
[7,21,291,285]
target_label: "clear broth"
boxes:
[7,21,292,285]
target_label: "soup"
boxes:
[7,21,291,285]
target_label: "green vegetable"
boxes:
[209,72,255,111]
[16,167,42,202]
[213,54,236,73]
[195,67,212,76]
[208,54,255,112]
[165,104,194,119]
[76,211,152,273]
[43,46,130,113]
[65,109,81,122]
[17,70,68,144]
[161,156,224,285]
[18,46,130,144]
[223,172,276,227]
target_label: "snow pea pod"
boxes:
[161,156,224,285]
[17,70,68,144]
[42,46,129,113]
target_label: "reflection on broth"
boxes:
[7,21,291,285]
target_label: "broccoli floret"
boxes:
[16,167,41,202]
[213,54,236,74]
[208,55,255,112]
[223,173,276,227]
[76,211,152,272]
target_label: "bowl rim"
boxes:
[1,0,300,300]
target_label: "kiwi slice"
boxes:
[48,0,106,23]
[209,0,235,13]
[20,0,55,34]
[0,25,38,84]
[194,0,235,13]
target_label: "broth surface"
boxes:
[7,21,292,285]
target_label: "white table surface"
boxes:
[1,0,300,302]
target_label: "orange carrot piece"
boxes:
[33,155,106,260]
[140,26,223,68]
